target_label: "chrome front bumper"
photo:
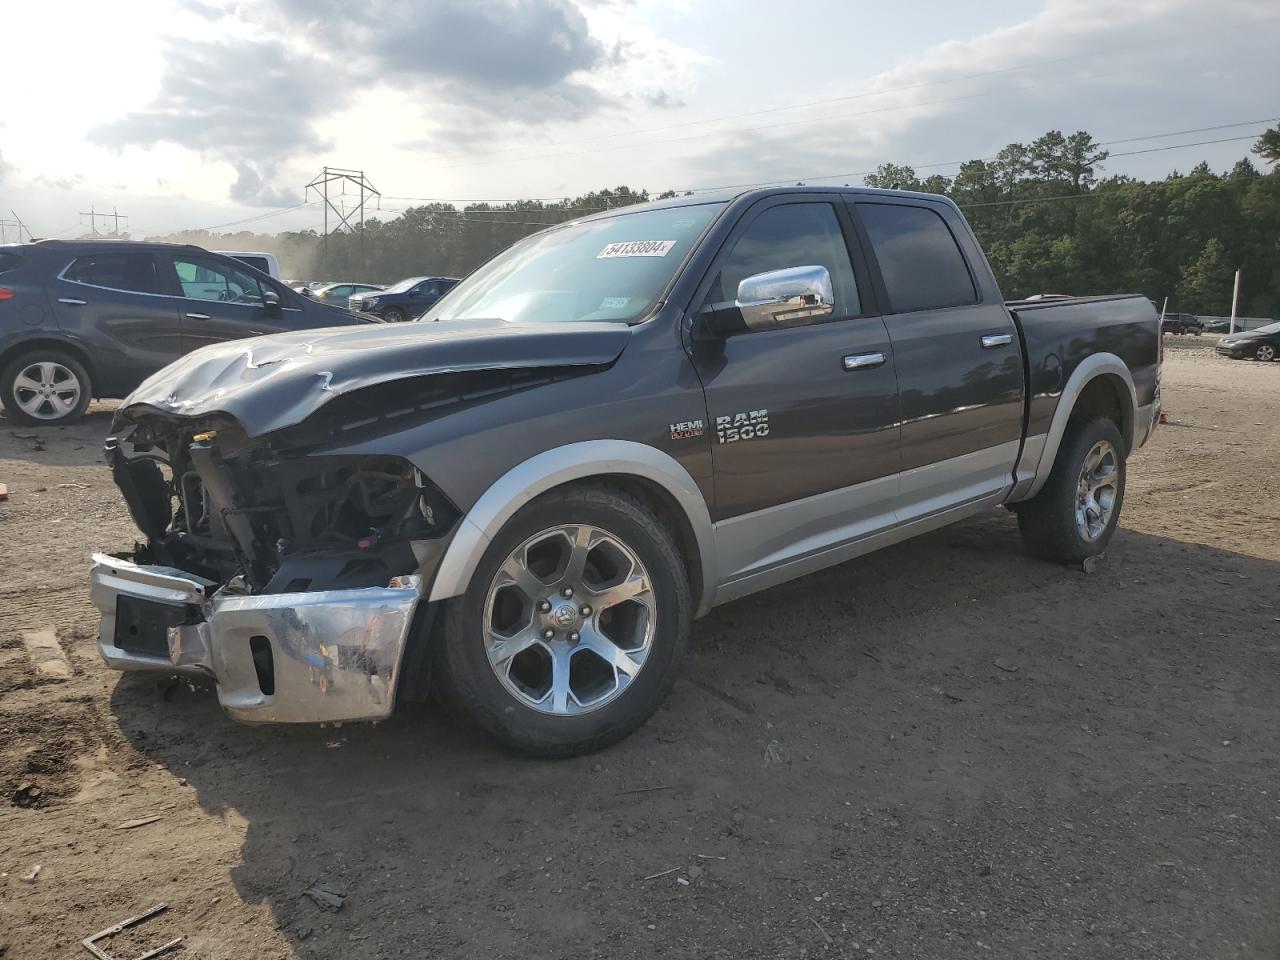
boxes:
[90,553,420,723]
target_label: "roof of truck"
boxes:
[575,184,958,224]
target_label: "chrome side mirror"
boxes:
[736,265,833,331]
[698,264,835,337]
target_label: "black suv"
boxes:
[351,276,460,321]
[0,240,366,424]
[1160,312,1202,335]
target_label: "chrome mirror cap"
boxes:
[736,265,834,331]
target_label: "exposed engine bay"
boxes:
[107,414,458,597]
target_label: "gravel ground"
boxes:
[1,338,1277,959]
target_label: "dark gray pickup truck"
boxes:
[91,186,1160,755]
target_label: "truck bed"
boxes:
[1008,293,1161,447]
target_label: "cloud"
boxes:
[89,0,695,203]
[90,38,343,206]
[673,0,1280,192]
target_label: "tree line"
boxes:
[147,126,1280,318]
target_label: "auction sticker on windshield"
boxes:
[597,240,677,259]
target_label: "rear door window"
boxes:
[234,256,270,274]
[64,252,161,294]
[856,203,977,313]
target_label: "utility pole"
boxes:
[78,205,128,238]
[1229,268,1241,334]
[304,167,380,277]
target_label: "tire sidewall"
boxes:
[440,488,690,753]
[1,350,92,426]
[383,307,406,323]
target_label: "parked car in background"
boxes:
[311,281,383,306]
[91,186,1161,756]
[1215,321,1280,361]
[1161,312,1202,335]
[215,250,281,279]
[0,240,369,425]
[351,275,461,321]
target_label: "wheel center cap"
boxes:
[551,602,579,629]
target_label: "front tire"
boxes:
[382,307,406,323]
[1,350,92,425]
[435,483,691,757]
[1255,344,1276,362]
[1016,416,1126,564]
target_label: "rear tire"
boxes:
[435,482,691,757]
[1,350,92,426]
[1016,416,1126,564]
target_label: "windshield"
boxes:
[1248,321,1280,334]
[382,276,426,294]
[428,202,725,325]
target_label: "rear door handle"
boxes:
[57,297,87,306]
[185,312,211,320]
[842,352,886,371]
[981,333,1013,349]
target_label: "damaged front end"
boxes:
[92,412,458,723]
[89,318,632,723]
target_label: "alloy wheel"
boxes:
[1075,440,1119,542]
[483,524,656,716]
[12,361,82,421]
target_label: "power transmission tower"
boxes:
[304,167,380,275]
[0,210,31,244]
[78,205,128,238]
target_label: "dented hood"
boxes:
[118,318,632,437]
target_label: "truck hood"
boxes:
[117,318,632,437]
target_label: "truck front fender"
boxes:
[427,440,717,617]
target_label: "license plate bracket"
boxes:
[114,596,194,658]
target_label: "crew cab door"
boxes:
[159,252,293,348]
[687,195,901,578]
[851,199,1024,518]
[47,250,185,394]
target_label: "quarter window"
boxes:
[708,203,860,317]
[173,257,265,305]
[856,203,977,313]
[64,253,160,294]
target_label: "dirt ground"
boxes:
[1,339,1277,959]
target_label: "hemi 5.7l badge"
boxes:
[670,419,705,440]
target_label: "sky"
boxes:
[2,0,1278,239]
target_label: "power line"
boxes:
[195,201,317,232]
[671,123,1278,196]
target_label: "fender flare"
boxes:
[427,440,717,616]
[1022,352,1137,500]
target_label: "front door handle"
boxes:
[57,297,87,305]
[981,333,1013,349]
[185,312,211,320]
[842,352,886,371]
